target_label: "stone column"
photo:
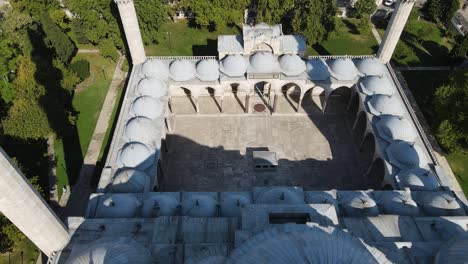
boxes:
[0,147,69,257]
[114,0,146,65]
[377,0,416,63]
[272,93,278,113]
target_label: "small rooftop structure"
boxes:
[253,151,278,171]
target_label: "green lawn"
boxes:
[309,18,378,55]
[54,53,116,197]
[0,239,38,264]
[447,152,468,195]
[145,21,240,56]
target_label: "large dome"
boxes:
[327,58,360,81]
[278,54,306,76]
[359,76,394,96]
[396,168,439,191]
[435,232,468,264]
[378,192,419,216]
[137,77,167,98]
[141,59,169,79]
[220,55,247,77]
[95,194,141,218]
[355,57,386,76]
[255,187,304,204]
[110,169,149,193]
[386,141,428,169]
[169,59,195,81]
[182,194,218,217]
[131,96,163,119]
[118,142,154,170]
[65,238,151,264]
[220,193,252,217]
[226,225,390,264]
[249,52,277,73]
[339,192,379,216]
[124,116,161,145]
[142,193,179,217]
[375,115,418,143]
[421,192,465,216]
[367,95,405,117]
[306,59,330,80]
[196,59,220,81]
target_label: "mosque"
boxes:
[1,0,468,263]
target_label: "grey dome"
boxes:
[378,192,419,216]
[355,58,386,76]
[182,194,218,217]
[124,116,161,145]
[220,193,252,217]
[141,59,169,79]
[118,142,154,170]
[367,95,405,117]
[340,192,379,216]
[327,58,360,81]
[306,59,330,80]
[196,59,220,81]
[220,55,247,77]
[110,169,149,193]
[279,54,306,76]
[396,168,439,191]
[137,77,167,98]
[95,194,141,218]
[226,225,390,264]
[142,193,179,217]
[249,52,277,73]
[386,141,428,169]
[185,247,228,264]
[359,76,394,96]
[169,59,195,82]
[421,192,465,216]
[256,187,304,204]
[131,96,163,119]
[65,237,151,264]
[375,115,418,143]
[435,232,468,264]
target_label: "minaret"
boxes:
[0,147,69,257]
[114,0,146,65]
[377,0,416,63]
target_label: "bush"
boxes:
[99,39,119,62]
[71,59,90,80]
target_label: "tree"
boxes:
[181,0,250,29]
[426,0,460,24]
[451,35,468,62]
[255,0,294,24]
[134,0,168,44]
[40,13,76,63]
[99,38,119,61]
[292,0,337,45]
[11,57,45,101]
[71,59,90,80]
[354,0,377,18]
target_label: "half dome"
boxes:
[220,55,247,77]
[141,59,169,79]
[95,194,141,218]
[196,59,220,81]
[279,54,306,76]
[124,116,161,145]
[339,192,379,216]
[306,59,330,80]
[255,187,304,204]
[137,77,167,98]
[249,52,277,73]
[220,193,252,217]
[359,76,394,96]
[375,115,418,143]
[367,95,405,117]
[386,141,428,169]
[110,169,149,193]
[182,194,218,217]
[131,96,163,119]
[378,192,419,216]
[118,142,154,170]
[142,193,179,217]
[327,58,360,81]
[355,57,386,76]
[421,192,465,216]
[169,59,195,82]
[396,168,440,191]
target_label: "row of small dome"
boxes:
[140,56,387,81]
[90,188,466,219]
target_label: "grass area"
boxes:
[308,18,378,55]
[447,152,468,195]
[54,53,116,197]
[145,21,240,56]
[374,11,454,66]
[0,239,38,264]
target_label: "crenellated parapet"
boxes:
[114,0,134,5]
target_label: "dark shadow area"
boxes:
[192,39,218,56]
[311,43,331,55]
[343,19,360,35]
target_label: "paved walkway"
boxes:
[77,49,100,54]
[59,53,126,217]
[371,23,382,44]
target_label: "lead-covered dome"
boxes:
[95,194,141,218]
[142,193,179,217]
[131,96,163,119]
[355,57,386,76]
[435,232,468,264]
[256,187,304,204]
[367,95,405,117]
[396,168,439,191]
[65,237,151,264]
[220,193,252,217]
[421,192,465,216]
[327,58,360,81]
[220,55,247,77]
[339,192,379,216]
[118,142,155,170]
[195,59,220,81]
[375,115,418,143]
[137,77,167,98]
[279,54,306,76]
[110,169,149,193]
[124,116,161,145]
[182,194,218,217]
[169,59,195,81]
[306,59,330,80]
[249,52,277,73]
[386,141,428,169]
[141,59,169,80]
[378,192,419,216]
[359,76,394,96]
